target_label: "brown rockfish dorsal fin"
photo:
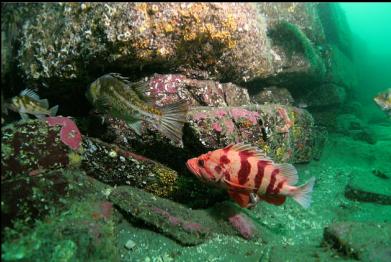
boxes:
[130,80,154,104]
[39,99,49,108]
[110,73,154,104]
[229,143,272,161]
[20,88,40,101]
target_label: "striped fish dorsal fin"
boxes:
[276,163,298,185]
[228,143,272,161]
[20,88,40,101]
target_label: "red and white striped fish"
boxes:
[186,143,315,209]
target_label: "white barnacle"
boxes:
[109,150,117,158]
[102,188,112,198]
[270,49,282,61]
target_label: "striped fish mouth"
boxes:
[185,159,200,177]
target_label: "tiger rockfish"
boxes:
[86,73,188,143]
[4,89,59,120]
[186,143,316,209]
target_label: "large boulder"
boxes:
[6,3,328,92]
[14,3,272,86]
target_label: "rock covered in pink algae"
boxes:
[228,213,257,240]
[47,116,82,150]
[144,73,250,107]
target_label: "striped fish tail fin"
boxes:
[159,100,188,143]
[291,177,316,209]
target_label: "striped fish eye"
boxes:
[198,159,204,167]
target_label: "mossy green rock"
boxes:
[324,222,391,262]
[109,186,266,246]
[264,245,355,262]
[345,170,391,205]
[2,198,119,261]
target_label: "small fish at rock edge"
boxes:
[374,88,391,117]
[4,88,59,120]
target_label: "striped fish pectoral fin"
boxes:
[258,194,286,206]
[49,105,59,116]
[159,100,188,142]
[228,190,251,208]
[224,178,256,191]
[291,176,316,209]
[229,143,272,161]
[276,163,298,185]
[20,88,40,101]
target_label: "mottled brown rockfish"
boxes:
[86,73,188,143]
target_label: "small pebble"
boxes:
[125,239,136,250]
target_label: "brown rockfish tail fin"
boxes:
[159,100,188,142]
[50,105,59,116]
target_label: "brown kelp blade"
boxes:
[159,100,188,142]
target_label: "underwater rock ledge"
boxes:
[1,119,227,208]
[92,104,326,173]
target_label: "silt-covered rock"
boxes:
[109,186,263,246]
[324,222,391,262]
[344,169,391,205]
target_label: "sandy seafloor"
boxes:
[116,120,391,262]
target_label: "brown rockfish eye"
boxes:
[198,159,204,167]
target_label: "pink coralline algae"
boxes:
[213,108,227,118]
[212,122,223,133]
[99,201,113,220]
[152,207,206,234]
[276,107,293,133]
[193,112,208,121]
[230,108,259,125]
[228,213,256,240]
[149,74,185,96]
[47,116,82,150]
[223,119,236,134]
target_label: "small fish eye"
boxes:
[198,159,204,167]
